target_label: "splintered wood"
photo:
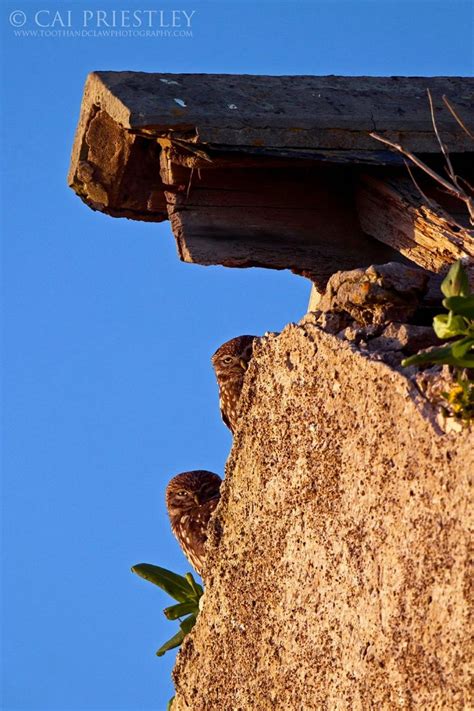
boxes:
[356,175,474,281]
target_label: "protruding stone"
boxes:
[318,262,429,326]
[368,322,440,355]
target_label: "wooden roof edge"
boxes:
[69,71,474,156]
[66,71,474,287]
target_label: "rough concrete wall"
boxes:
[173,315,472,710]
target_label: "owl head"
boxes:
[211,335,257,379]
[166,470,222,519]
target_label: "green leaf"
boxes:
[402,345,459,367]
[180,613,197,635]
[164,600,199,621]
[451,337,474,359]
[184,572,204,599]
[441,260,470,298]
[167,697,175,711]
[433,313,467,339]
[155,613,197,656]
[131,564,191,603]
[442,295,474,318]
[156,628,185,657]
[402,346,474,368]
[451,354,474,368]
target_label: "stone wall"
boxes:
[172,314,472,710]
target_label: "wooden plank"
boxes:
[356,174,474,279]
[68,73,474,221]
[72,72,474,154]
[165,165,408,288]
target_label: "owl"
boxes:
[166,470,222,576]
[211,335,257,432]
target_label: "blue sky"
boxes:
[1,1,473,709]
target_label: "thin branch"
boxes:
[427,88,456,185]
[404,159,437,209]
[457,175,474,194]
[370,132,461,195]
[370,131,474,226]
[186,166,194,199]
[404,160,473,233]
[442,94,474,140]
[172,137,213,163]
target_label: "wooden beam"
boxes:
[67,72,474,286]
[164,162,404,289]
[355,174,474,279]
[71,71,474,151]
[68,73,474,221]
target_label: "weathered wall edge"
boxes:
[172,315,472,710]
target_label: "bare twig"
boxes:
[442,94,474,140]
[427,88,456,186]
[458,175,474,193]
[403,159,437,209]
[186,166,194,199]
[370,132,461,195]
[371,90,474,226]
[404,160,473,233]
[370,131,474,226]
[172,137,213,163]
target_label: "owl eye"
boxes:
[221,356,234,365]
[176,490,188,498]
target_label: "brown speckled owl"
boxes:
[211,335,257,433]
[166,470,222,576]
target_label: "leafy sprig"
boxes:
[402,261,474,369]
[132,563,204,710]
[402,260,473,423]
[132,563,203,656]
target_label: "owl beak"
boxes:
[239,358,248,371]
[193,493,201,505]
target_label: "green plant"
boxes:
[132,563,203,655]
[402,260,474,421]
[132,563,203,710]
[402,261,474,369]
